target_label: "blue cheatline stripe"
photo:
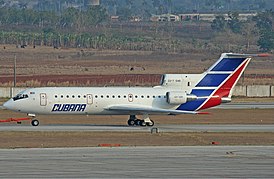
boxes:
[211,58,246,71]
[196,74,229,87]
[177,89,214,111]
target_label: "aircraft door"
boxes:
[87,94,93,105]
[40,93,47,106]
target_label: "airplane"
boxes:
[3,53,268,127]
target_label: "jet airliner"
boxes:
[3,53,267,127]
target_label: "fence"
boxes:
[0,86,273,98]
[0,87,27,98]
[233,85,273,97]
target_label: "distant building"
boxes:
[88,0,100,6]
[151,14,180,22]
[179,13,257,22]
[130,16,142,22]
[110,16,119,22]
[150,13,256,22]
[66,0,100,9]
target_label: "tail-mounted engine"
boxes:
[166,91,197,105]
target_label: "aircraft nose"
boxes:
[3,99,13,110]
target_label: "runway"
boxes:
[0,146,273,178]
[0,124,274,132]
[217,102,274,109]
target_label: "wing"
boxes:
[104,104,200,115]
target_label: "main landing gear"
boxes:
[127,114,154,127]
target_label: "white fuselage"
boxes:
[4,86,182,115]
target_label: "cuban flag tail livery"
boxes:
[177,53,264,112]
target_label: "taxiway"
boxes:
[0,124,274,132]
[0,146,273,178]
[217,102,274,109]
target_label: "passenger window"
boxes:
[101,95,104,98]
[135,95,138,98]
[66,95,69,98]
[95,95,98,98]
[118,95,121,98]
[61,95,63,98]
[147,96,150,98]
[78,95,81,98]
[107,95,110,98]
[55,95,58,98]
[72,95,75,98]
[112,95,115,98]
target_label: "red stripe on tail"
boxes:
[199,60,249,110]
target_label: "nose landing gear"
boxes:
[28,114,39,126]
[31,119,39,126]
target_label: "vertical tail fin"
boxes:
[178,53,268,111]
[197,53,251,110]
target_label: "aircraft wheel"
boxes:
[128,119,135,126]
[135,119,141,126]
[140,120,147,127]
[146,120,154,127]
[31,119,39,126]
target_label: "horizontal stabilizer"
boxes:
[225,53,272,57]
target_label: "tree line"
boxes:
[0,6,201,52]
[211,10,274,52]
[1,5,274,52]
[0,6,107,29]
[0,29,183,53]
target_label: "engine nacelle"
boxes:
[166,91,197,105]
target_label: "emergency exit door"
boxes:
[40,93,47,106]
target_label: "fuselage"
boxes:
[4,86,181,115]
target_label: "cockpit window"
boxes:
[13,94,29,101]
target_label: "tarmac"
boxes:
[0,124,274,132]
[0,146,273,178]
[0,103,273,178]
[217,102,274,109]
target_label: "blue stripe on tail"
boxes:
[211,58,246,71]
[177,89,214,111]
[196,74,229,87]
